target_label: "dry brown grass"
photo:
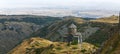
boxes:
[73,18,86,24]
[8,37,98,54]
[8,37,52,54]
[90,16,119,23]
[100,32,120,54]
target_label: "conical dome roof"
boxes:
[68,23,77,28]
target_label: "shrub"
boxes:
[72,46,78,49]
[55,47,62,50]
[81,49,87,53]
[71,40,78,45]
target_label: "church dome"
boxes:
[68,23,77,28]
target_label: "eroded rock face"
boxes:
[32,18,100,42]
[0,22,40,54]
[99,32,120,54]
[0,15,62,54]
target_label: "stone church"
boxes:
[62,23,82,45]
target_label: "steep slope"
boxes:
[32,17,117,48]
[0,22,40,54]
[7,15,119,54]
[84,22,113,47]
[8,37,98,54]
[32,17,116,48]
[99,26,120,54]
[0,15,62,54]
[31,18,99,42]
[85,16,119,47]
[31,18,87,41]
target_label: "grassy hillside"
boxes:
[31,18,86,41]
[85,15,119,47]
[90,15,119,23]
[99,26,120,54]
[31,16,117,47]
[0,15,62,54]
[8,37,98,54]
[84,22,113,47]
[4,15,119,54]
[0,15,62,25]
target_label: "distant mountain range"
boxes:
[0,8,118,18]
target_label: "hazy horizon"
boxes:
[0,0,120,11]
[0,0,120,18]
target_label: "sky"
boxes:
[0,0,120,10]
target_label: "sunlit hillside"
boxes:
[6,15,119,54]
[90,15,119,23]
[8,37,98,54]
